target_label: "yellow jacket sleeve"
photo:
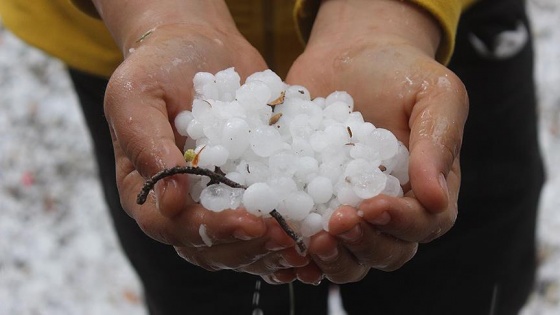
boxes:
[295,0,477,65]
[411,0,477,63]
[0,0,121,78]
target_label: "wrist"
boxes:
[91,0,239,54]
[307,0,441,59]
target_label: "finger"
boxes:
[132,200,268,247]
[174,240,269,272]
[105,59,192,219]
[174,222,303,272]
[328,206,418,271]
[262,269,297,285]
[357,192,458,243]
[118,143,267,247]
[294,262,324,285]
[407,71,468,213]
[307,232,368,284]
[248,247,309,275]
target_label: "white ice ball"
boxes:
[242,182,279,215]
[277,191,314,221]
[307,176,334,204]
[301,213,324,237]
[250,126,284,157]
[200,184,243,212]
[174,110,194,137]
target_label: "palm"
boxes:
[103,25,310,275]
[284,36,467,283]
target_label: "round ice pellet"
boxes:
[323,101,351,122]
[285,85,310,101]
[307,176,334,204]
[309,130,330,153]
[189,176,210,202]
[382,174,403,197]
[390,142,410,184]
[267,176,298,200]
[348,169,387,199]
[301,213,323,237]
[250,126,283,157]
[221,118,251,159]
[326,91,354,110]
[215,67,240,101]
[225,171,246,186]
[277,191,314,221]
[196,144,229,168]
[268,152,297,176]
[335,183,363,207]
[246,69,285,103]
[324,123,350,146]
[240,160,269,185]
[193,72,215,96]
[174,110,194,137]
[242,183,279,215]
[200,184,243,212]
[368,128,399,160]
[291,137,314,157]
[295,156,319,179]
[186,119,205,140]
[236,80,271,110]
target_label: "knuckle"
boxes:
[135,215,180,246]
[181,251,221,272]
[376,242,417,272]
[420,210,456,243]
[326,267,368,284]
[394,243,418,269]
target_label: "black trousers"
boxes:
[69,1,543,314]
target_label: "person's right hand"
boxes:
[95,0,310,276]
[281,0,468,284]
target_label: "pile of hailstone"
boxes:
[174,68,409,238]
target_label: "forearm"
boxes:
[308,0,441,58]
[296,0,477,64]
[89,0,237,53]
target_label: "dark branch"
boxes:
[270,210,307,253]
[137,165,306,253]
[136,166,247,205]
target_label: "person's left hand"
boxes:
[275,0,468,284]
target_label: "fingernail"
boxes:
[267,274,282,284]
[155,178,177,210]
[338,225,363,242]
[370,212,390,225]
[265,241,289,251]
[154,180,165,208]
[233,230,255,241]
[317,246,338,262]
[278,256,292,268]
[439,173,449,201]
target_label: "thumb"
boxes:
[105,63,191,219]
[407,73,468,213]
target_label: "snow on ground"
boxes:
[0,1,558,314]
[521,0,560,314]
[0,25,146,315]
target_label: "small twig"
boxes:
[136,166,246,204]
[270,210,307,252]
[137,165,306,253]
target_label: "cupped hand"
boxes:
[281,0,468,284]
[103,15,308,275]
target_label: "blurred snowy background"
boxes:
[0,1,559,314]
